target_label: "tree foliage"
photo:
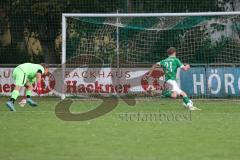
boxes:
[0,0,238,64]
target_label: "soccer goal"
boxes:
[61,12,240,99]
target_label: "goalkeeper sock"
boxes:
[10,90,19,103]
[162,90,172,98]
[26,90,32,98]
[183,96,190,105]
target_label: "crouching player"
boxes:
[150,47,200,111]
[6,63,49,111]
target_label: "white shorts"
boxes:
[165,80,183,95]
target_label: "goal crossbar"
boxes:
[62,11,240,18]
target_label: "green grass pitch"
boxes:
[0,97,240,160]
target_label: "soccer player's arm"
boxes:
[177,59,190,71]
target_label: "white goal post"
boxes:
[61,12,240,99]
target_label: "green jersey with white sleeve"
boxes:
[157,56,184,81]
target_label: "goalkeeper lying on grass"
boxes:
[6,63,49,112]
[149,47,200,111]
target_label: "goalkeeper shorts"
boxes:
[165,79,183,95]
[12,67,27,87]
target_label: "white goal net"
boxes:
[61,12,240,99]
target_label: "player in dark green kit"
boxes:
[150,47,200,111]
[6,63,49,111]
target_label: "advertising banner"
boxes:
[1,67,239,97]
[180,67,240,97]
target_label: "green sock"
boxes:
[11,90,19,100]
[162,90,172,98]
[183,96,190,105]
[26,90,32,97]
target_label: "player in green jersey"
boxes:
[6,63,49,111]
[150,47,200,111]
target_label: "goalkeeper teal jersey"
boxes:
[157,56,184,81]
[16,63,44,79]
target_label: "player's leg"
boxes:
[179,91,200,110]
[179,91,192,107]
[162,90,177,98]
[166,80,200,110]
[6,68,26,111]
[177,87,201,110]
[166,80,188,102]
[162,80,178,98]
[6,85,22,111]
[25,81,38,107]
[170,81,191,106]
